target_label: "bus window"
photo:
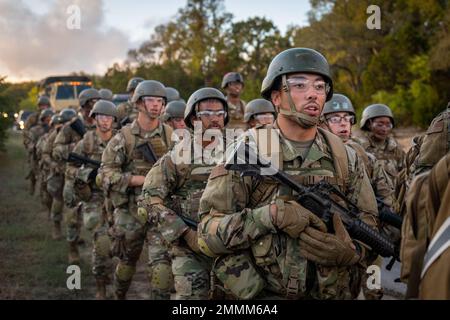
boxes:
[76,84,91,96]
[56,85,75,99]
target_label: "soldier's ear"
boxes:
[271,91,281,110]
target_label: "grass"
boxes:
[0,130,94,299]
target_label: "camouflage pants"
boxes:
[26,155,38,194]
[47,173,64,223]
[65,192,113,281]
[92,222,113,281]
[171,245,212,300]
[111,208,173,299]
[39,171,52,213]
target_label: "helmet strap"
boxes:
[280,75,318,128]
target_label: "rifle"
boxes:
[376,197,403,230]
[68,152,101,180]
[70,118,86,137]
[137,142,158,164]
[224,141,399,261]
[120,116,132,128]
[180,215,198,231]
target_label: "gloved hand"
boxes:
[299,213,360,267]
[183,228,200,253]
[272,200,326,238]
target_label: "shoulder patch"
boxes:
[209,164,228,180]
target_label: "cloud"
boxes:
[0,0,130,82]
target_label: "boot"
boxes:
[68,241,80,265]
[95,279,107,300]
[52,222,62,240]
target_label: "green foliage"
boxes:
[371,54,441,127]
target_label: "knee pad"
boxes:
[149,263,173,290]
[115,264,136,282]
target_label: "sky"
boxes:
[1,0,311,82]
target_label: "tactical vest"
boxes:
[82,130,113,192]
[167,147,221,223]
[121,123,173,192]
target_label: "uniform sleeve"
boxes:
[198,165,277,256]
[98,132,132,195]
[140,150,191,243]
[345,146,378,228]
[65,139,84,181]
[372,160,396,208]
[52,126,72,162]
[22,129,34,153]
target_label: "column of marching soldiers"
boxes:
[22,48,450,300]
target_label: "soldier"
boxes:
[24,108,55,194]
[165,87,182,103]
[54,88,100,263]
[23,95,52,131]
[23,95,52,195]
[139,87,228,299]
[65,100,117,299]
[221,72,246,129]
[98,80,173,299]
[99,88,114,101]
[321,94,396,208]
[401,153,450,299]
[198,48,379,300]
[321,93,398,300]
[162,100,187,130]
[36,114,64,220]
[42,108,77,239]
[116,77,144,125]
[243,98,276,129]
[355,104,406,192]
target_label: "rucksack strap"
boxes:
[318,128,350,188]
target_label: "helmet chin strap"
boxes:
[139,102,160,119]
[280,75,319,128]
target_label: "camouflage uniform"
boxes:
[36,129,54,214]
[117,100,138,126]
[23,116,46,194]
[355,132,405,192]
[346,140,395,208]
[26,121,50,190]
[66,130,115,288]
[139,137,222,299]
[198,126,379,300]
[98,120,173,299]
[42,128,65,233]
[227,99,247,129]
[53,116,96,252]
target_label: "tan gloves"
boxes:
[183,228,200,253]
[299,213,360,267]
[271,200,327,238]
